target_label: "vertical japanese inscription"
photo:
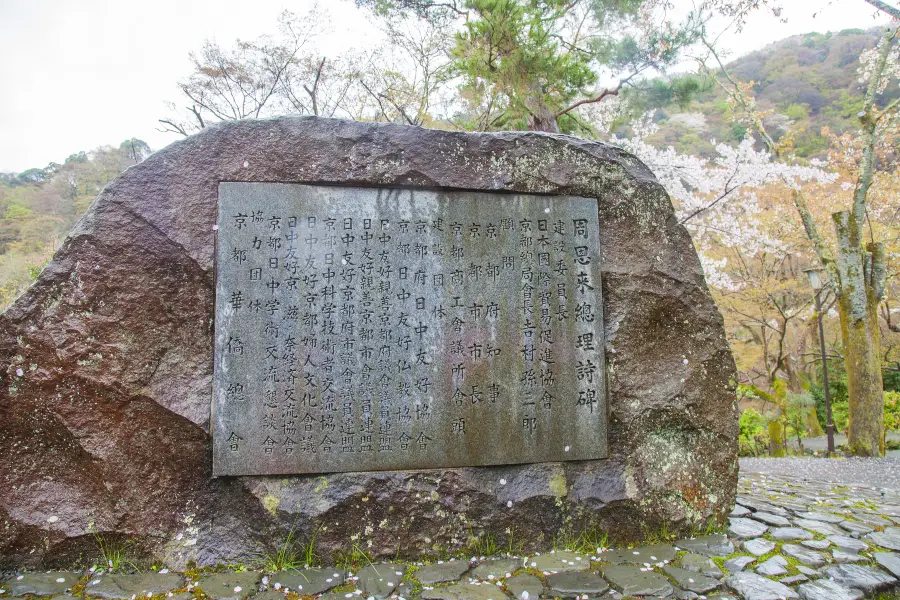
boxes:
[213,184,607,476]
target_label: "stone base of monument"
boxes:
[0,117,737,569]
[1,473,898,600]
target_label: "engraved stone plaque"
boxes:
[213,183,607,476]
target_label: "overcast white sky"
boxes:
[0,0,891,172]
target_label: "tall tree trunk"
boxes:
[839,299,884,455]
[783,348,804,392]
[834,212,886,455]
[768,420,785,457]
[527,107,559,133]
[525,87,560,133]
[768,379,788,456]
[792,26,894,456]
[806,407,825,437]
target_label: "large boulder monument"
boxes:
[0,117,738,568]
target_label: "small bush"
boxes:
[739,408,768,457]
[885,391,900,431]
[785,391,816,449]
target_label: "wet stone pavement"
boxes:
[739,457,900,490]
[3,470,900,600]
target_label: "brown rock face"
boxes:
[0,117,737,568]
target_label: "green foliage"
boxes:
[689,519,726,538]
[26,261,45,281]
[334,544,374,570]
[790,129,828,157]
[809,363,849,433]
[467,525,527,556]
[119,139,152,163]
[885,391,900,431]
[676,132,703,154]
[14,168,49,185]
[449,0,599,130]
[94,534,139,572]
[785,391,815,446]
[625,75,713,114]
[362,0,707,132]
[5,205,31,220]
[467,530,501,556]
[784,103,810,121]
[884,368,900,393]
[256,523,317,571]
[502,528,525,556]
[737,383,763,402]
[738,408,769,457]
[65,151,88,164]
[0,139,147,312]
[739,406,765,435]
[553,527,609,553]
[832,399,849,435]
[730,122,748,141]
[648,27,896,157]
[643,521,676,544]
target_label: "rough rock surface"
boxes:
[2,470,900,600]
[545,572,609,597]
[420,583,503,600]
[679,552,723,577]
[796,580,863,600]
[470,559,518,580]
[83,573,184,599]
[662,565,719,593]
[0,116,737,568]
[267,569,346,595]
[600,565,674,597]
[528,551,587,572]
[725,572,798,600]
[357,563,406,600]
[600,544,677,565]
[728,518,768,539]
[504,574,542,599]
[675,534,734,557]
[724,556,755,572]
[755,556,788,577]
[876,552,900,578]
[824,564,897,594]
[416,561,470,586]
[742,539,775,557]
[3,573,81,596]
[197,572,263,600]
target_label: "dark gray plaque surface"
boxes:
[213,183,607,476]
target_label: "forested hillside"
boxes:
[0,27,890,312]
[649,27,895,158]
[0,140,150,308]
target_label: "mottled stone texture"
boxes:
[0,117,737,569]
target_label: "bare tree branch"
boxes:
[555,69,644,119]
[863,0,900,19]
[303,57,328,115]
[853,26,898,242]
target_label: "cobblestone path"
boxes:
[2,471,899,600]
[740,457,900,489]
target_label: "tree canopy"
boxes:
[357,0,711,132]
